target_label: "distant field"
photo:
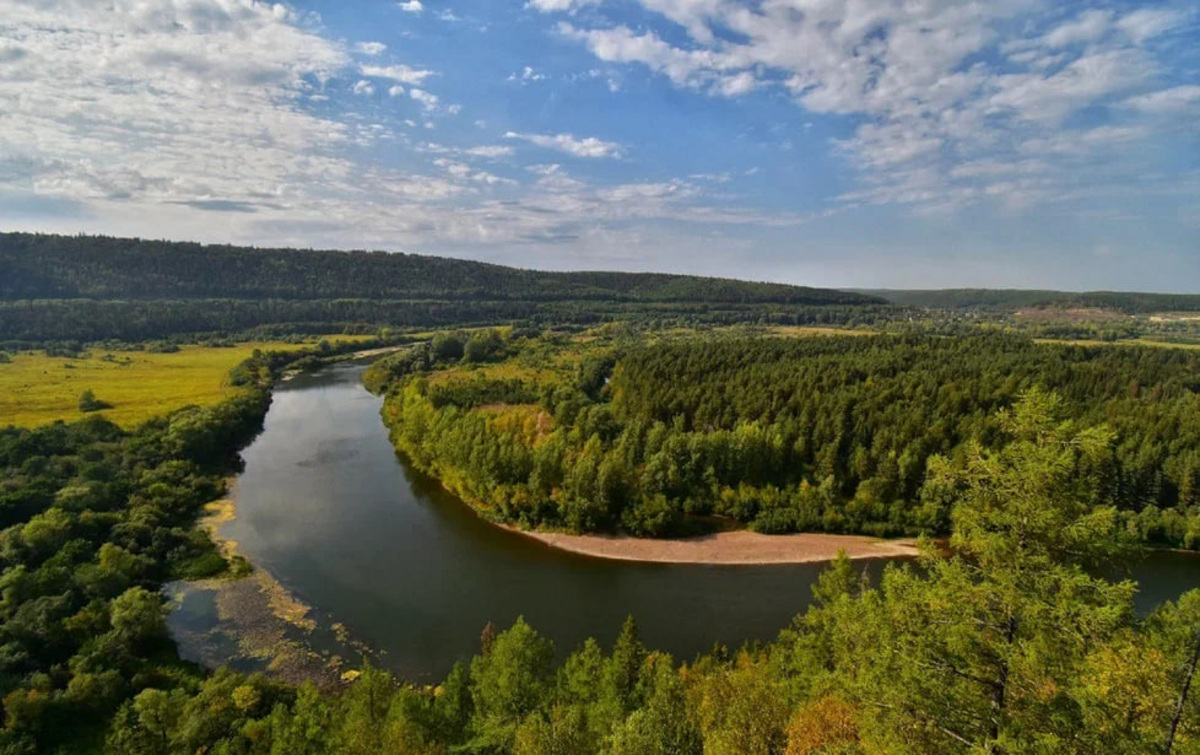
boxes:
[1034,337,1200,351]
[765,325,879,337]
[0,338,373,428]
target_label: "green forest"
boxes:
[4,234,1198,346]
[376,330,1200,547]
[0,234,893,343]
[1,234,1198,753]
[2,366,1198,753]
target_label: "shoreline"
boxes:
[404,452,924,566]
[169,494,371,687]
[501,525,921,565]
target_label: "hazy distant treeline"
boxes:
[0,233,880,306]
[871,287,1200,312]
[0,233,894,341]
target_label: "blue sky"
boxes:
[1,0,1197,290]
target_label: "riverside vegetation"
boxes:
[373,328,1200,549]
[2,376,1198,753]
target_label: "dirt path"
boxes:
[506,527,920,564]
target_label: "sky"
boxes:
[0,0,1197,291]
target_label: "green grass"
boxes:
[0,339,371,428]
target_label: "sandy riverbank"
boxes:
[505,527,920,565]
[349,345,408,359]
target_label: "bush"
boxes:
[432,333,465,362]
[78,389,111,413]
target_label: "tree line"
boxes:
[0,298,895,344]
[875,288,1200,314]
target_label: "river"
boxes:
[168,360,1200,683]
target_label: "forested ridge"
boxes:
[0,233,895,342]
[871,288,1200,313]
[0,233,879,306]
[0,298,891,343]
[377,331,1200,546]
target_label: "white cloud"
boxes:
[464,145,515,158]
[434,158,515,185]
[1043,10,1113,48]
[356,41,387,56]
[0,0,613,253]
[422,143,515,159]
[399,1,423,14]
[410,88,440,110]
[504,132,623,158]
[353,80,375,96]
[688,173,731,184]
[988,49,1155,123]
[1116,8,1186,44]
[4,0,1193,271]
[0,0,352,210]
[548,0,1192,215]
[526,0,600,12]
[361,64,435,85]
[557,23,746,96]
[597,181,696,203]
[509,66,547,83]
[715,71,757,97]
[1123,85,1200,113]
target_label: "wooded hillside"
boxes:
[870,288,1200,312]
[0,233,880,306]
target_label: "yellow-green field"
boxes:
[765,325,880,338]
[1034,337,1200,351]
[0,338,373,429]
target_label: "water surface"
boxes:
[172,361,1200,681]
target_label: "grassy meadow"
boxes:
[0,338,374,428]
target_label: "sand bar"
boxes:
[507,527,920,565]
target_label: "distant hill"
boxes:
[864,289,1200,314]
[0,233,892,341]
[0,233,880,306]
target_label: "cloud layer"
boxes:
[0,0,1196,288]
[553,0,1197,215]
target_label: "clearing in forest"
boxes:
[0,339,370,428]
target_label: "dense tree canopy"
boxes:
[873,288,1200,313]
[0,233,880,306]
[4,390,1194,754]
[1,331,1198,753]
[0,341,372,753]
[0,298,896,343]
[379,331,1200,545]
